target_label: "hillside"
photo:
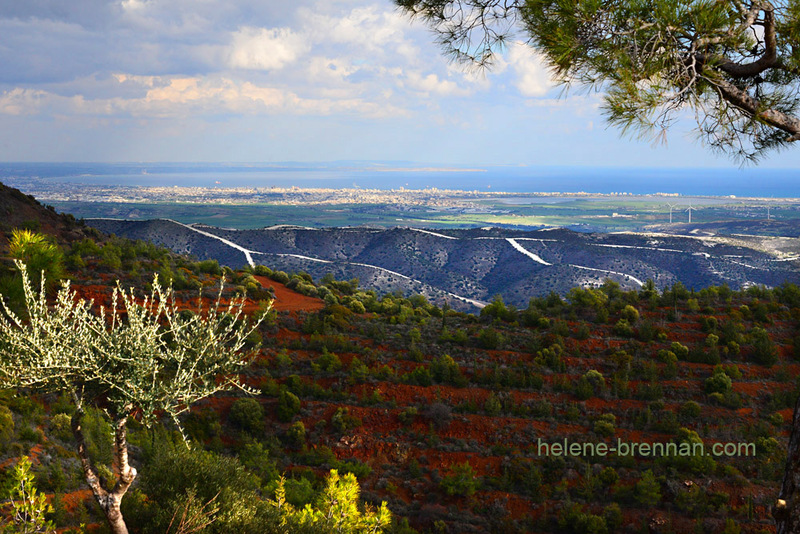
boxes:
[0,182,799,533]
[88,219,800,310]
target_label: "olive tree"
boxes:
[396,0,800,162]
[0,261,269,534]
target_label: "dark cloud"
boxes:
[0,0,120,29]
[0,1,318,83]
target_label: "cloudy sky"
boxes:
[0,0,797,168]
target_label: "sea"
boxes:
[1,162,799,198]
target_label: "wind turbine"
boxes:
[666,203,678,224]
[686,205,695,223]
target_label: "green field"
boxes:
[50,196,800,232]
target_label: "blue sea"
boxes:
[1,162,799,198]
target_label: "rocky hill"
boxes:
[88,219,800,310]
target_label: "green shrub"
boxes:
[0,405,14,449]
[634,470,661,507]
[50,413,73,442]
[440,462,479,497]
[705,369,732,394]
[478,328,503,349]
[122,444,267,534]
[277,389,301,422]
[620,305,640,323]
[286,421,306,448]
[679,401,702,421]
[750,327,779,366]
[612,319,634,337]
[229,398,265,435]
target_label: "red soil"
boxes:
[253,275,324,312]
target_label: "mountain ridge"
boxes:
[87,218,800,310]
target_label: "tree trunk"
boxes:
[71,406,136,534]
[775,392,800,533]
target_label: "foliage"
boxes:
[397,0,800,162]
[0,261,266,433]
[633,470,661,507]
[0,262,267,533]
[229,398,266,435]
[750,326,779,366]
[440,462,479,497]
[8,230,65,293]
[277,389,302,422]
[0,456,56,534]
[705,368,733,394]
[271,470,392,533]
[123,443,266,534]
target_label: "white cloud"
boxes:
[405,71,470,97]
[507,41,555,98]
[229,27,310,71]
[0,74,409,120]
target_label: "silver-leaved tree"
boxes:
[0,261,268,534]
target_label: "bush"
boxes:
[331,408,362,433]
[478,328,503,349]
[50,413,73,442]
[122,444,268,534]
[679,401,702,421]
[277,389,301,422]
[430,354,466,386]
[229,398,265,435]
[705,369,732,394]
[286,421,306,448]
[612,319,634,337]
[620,305,640,323]
[425,402,452,430]
[0,405,14,449]
[750,327,779,366]
[634,470,661,507]
[440,462,479,497]
[271,271,290,285]
[575,370,606,400]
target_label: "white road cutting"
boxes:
[409,228,458,240]
[506,238,552,265]
[171,220,257,268]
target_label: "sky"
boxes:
[0,0,798,169]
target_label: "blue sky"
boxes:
[0,0,798,169]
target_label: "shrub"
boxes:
[331,407,362,433]
[750,327,779,366]
[0,405,14,449]
[430,354,467,386]
[440,462,479,497]
[229,398,265,435]
[612,319,634,337]
[478,328,503,349]
[122,444,266,534]
[679,401,702,421]
[277,389,301,422]
[425,402,452,430]
[484,393,502,416]
[50,413,73,442]
[286,421,306,448]
[671,342,689,360]
[634,470,661,507]
[594,413,616,437]
[620,305,640,323]
[575,370,605,400]
[271,271,290,284]
[705,369,732,394]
